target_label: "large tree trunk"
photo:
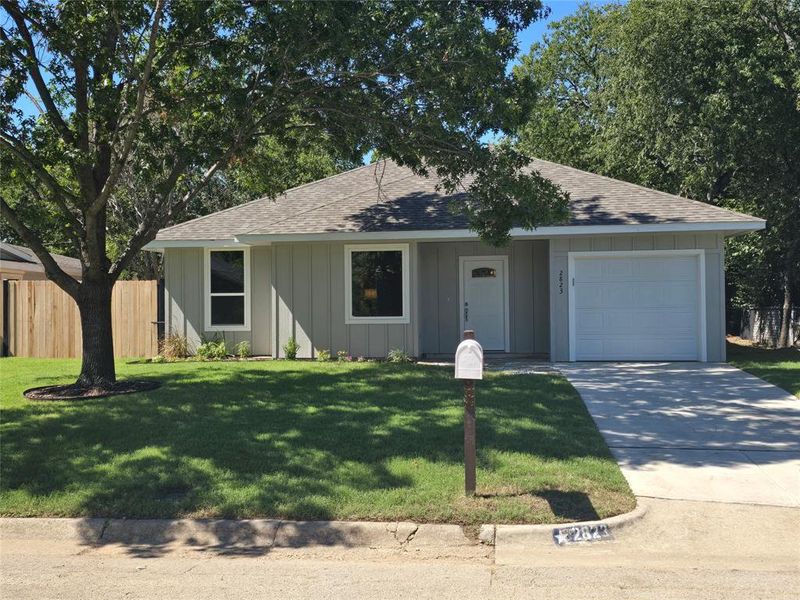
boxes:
[76,280,116,387]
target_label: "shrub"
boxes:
[283,337,300,360]
[161,333,189,360]
[316,349,331,362]
[150,354,166,364]
[387,348,412,363]
[233,340,251,359]
[197,337,228,360]
[336,350,352,362]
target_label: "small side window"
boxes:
[205,248,250,330]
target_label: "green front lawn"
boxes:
[0,359,633,525]
[727,338,800,398]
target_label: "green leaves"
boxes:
[458,144,570,246]
[514,0,800,308]
[2,0,565,274]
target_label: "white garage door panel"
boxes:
[576,309,696,335]
[575,282,697,310]
[572,254,702,361]
[576,336,699,360]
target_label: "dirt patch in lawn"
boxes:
[24,380,161,401]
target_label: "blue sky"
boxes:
[515,0,599,64]
[475,0,615,144]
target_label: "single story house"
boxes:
[145,159,765,361]
[0,242,83,281]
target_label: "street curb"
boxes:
[487,500,649,547]
[0,517,473,551]
[0,503,647,550]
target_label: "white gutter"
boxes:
[143,239,251,251]
[144,220,765,249]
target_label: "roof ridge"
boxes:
[157,160,389,236]
[532,158,765,222]
[239,164,421,234]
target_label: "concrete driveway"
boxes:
[558,363,800,507]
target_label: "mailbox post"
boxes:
[455,330,483,496]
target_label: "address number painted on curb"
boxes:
[552,523,613,546]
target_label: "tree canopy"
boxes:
[1,128,359,278]
[514,0,800,345]
[0,0,567,387]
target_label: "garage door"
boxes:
[571,253,703,361]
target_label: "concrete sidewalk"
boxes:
[559,362,800,506]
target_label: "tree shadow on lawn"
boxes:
[1,363,624,546]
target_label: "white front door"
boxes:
[460,257,509,351]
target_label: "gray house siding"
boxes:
[164,246,271,355]
[163,232,727,362]
[271,241,419,359]
[548,233,726,362]
[418,240,549,356]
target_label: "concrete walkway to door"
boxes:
[558,363,800,507]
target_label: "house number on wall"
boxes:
[559,270,564,295]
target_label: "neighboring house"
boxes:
[145,159,765,361]
[0,242,82,281]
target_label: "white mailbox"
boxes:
[455,339,484,380]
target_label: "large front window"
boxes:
[205,248,250,330]
[345,244,410,324]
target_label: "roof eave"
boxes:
[143,238,248,251]
[145,220,765,248]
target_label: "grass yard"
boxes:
[727,337,800,398]
[0,358,634,525]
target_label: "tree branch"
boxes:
[1,0,77,148]
[761,0,797,53]
[0,132,82,223]
[18,174,84,256]
[0,195,81,296]
[91,0,165,217]
[108,153,187,279]
[73,56,90,153]
[0,133,85,232]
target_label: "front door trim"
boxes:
[458,255,511,352]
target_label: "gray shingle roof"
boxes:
[0,242,83,276]
[155,158,762,241]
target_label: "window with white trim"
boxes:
[345,244,410,324]
[205,248,250,330]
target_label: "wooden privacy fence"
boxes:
[2,280,159,358]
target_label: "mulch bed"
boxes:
[24,380,161,401]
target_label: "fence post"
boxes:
[1,280,7,357]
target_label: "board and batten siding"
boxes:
[548,233,727,362]
[418,240,550,356]
[163,247,272,355]
[271,241,419,358]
